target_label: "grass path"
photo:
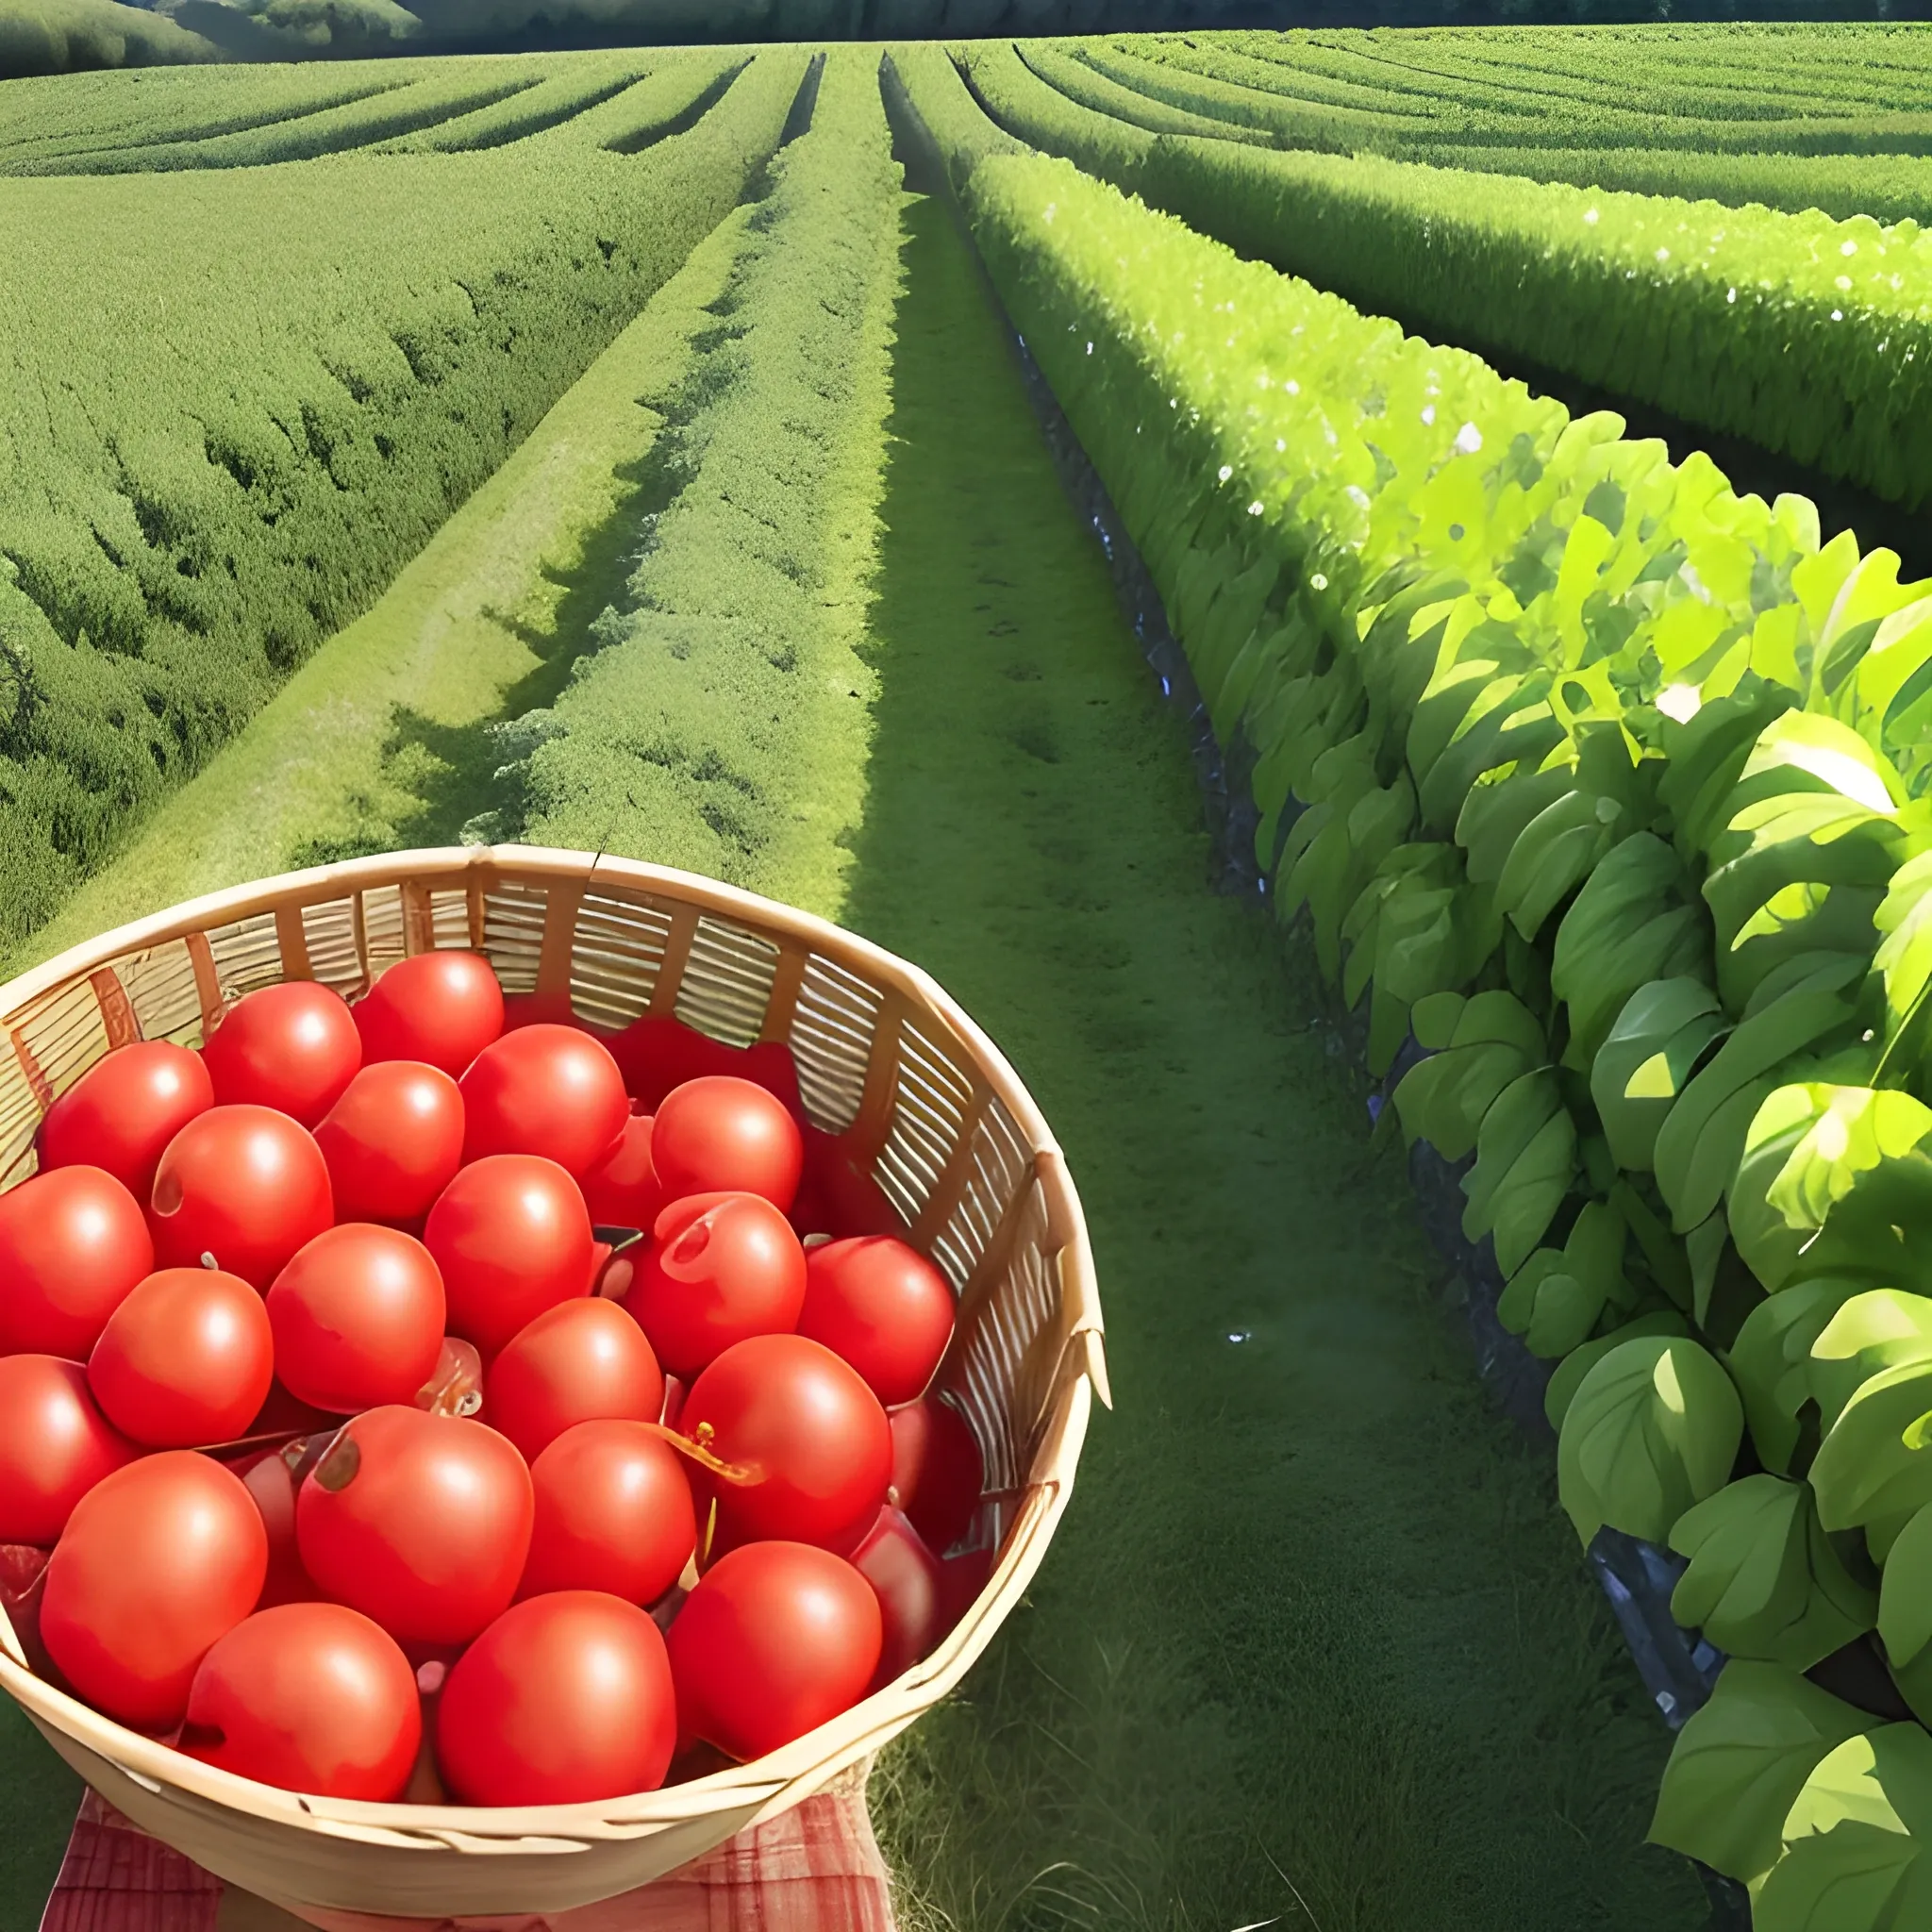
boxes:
[853,192,1706,1932]
[3,197,761,981]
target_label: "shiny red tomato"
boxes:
[294,1407,533,1646]
[355,951,505,1078]
[651,1076,803,1212]
[88,1268,274,1448]
[202,983,362,1129]
[851,1505,943,1691]
[0,1355,137,1544]
[681,1334,891,1559]
[38,1043,213,1203]
[483,1299,663,1464]
[519,1422,694,1607]
[41,1452,267,1728]
[437,1591,675,1804]
[149,1106,333,1289]
[179,1602,421,1800]
[266,1226,447,1415]
[580,1112,660,1231]
[888,1396,983,1557]
[424,1155,594,1359]
[626,1192,807,1379]
[313,1062,464,1226]
[666,1542,881,1761]
[238,1446,317,1610]
[0,1165,154,1360]
[796,1236,956,1408]
[458,1025,628,1179]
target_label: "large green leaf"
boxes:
[1591,977,1726,1174]
[1809,1290,1932,1431]
[1497,1198,1633,1358]
[1668,1474,1874,1671]
[1726,1274,1872,1473]
[1543,1307,1691,1432]
[1809,1353,1932,1531]
[1648,1661,1875,1887]
[1557,1334,1743,1546]
[1877,1502,1932,1672]
[1756,1725,1932,1932]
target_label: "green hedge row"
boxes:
[478,44,901,919]
[897,41,1932,1926]
[0,48,795,948]
[963,40,1932,522]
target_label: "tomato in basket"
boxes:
[482,1298,664,1464]
[202,983,362,1129]
[294,1406,533,1647]
[680,1334,891,1560]
[579,1111,660,1231]
[425,1154,596,1359]
[0,1355,137,1545]
[518,1421,693,1607]
[437,1591,676,1805]
[0,1164,154,1361]
[314,1061,465,1225]
[36,1042,213,1205]
[888,1394,984,1557]
[651,1075,803,1213]
[266,1225,448,1415]
[666,1542,882,1762]
[179,1602,421,1802]
[354,951,505,1078]
[88,1267,274,1448]
[41,1452,267,1729]
[796,1236,956,1408]
[459,1024,629,1179]
[149,1106,333,1289]
[625,1192,808,1379]
[851,1505,944,1692]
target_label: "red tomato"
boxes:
[41,1452,267,1729]
[458,1025,628,1179]
[313,1063,464,1226]
[238,1447,316,1610]
[295,1407,533,1646]
[626,1192,807,1379]
[483,1300,663,1464]
[795,1237,956,1407]
[87,1268,274,1449]
[179,1602,420,1800]
[0,1165,154,1360]
[580,1113,660,1230]
[266,1226,447,1415]
[681,1335,891,1559]
[437,1591,675,1805]
[37,1043,213,1203]
[519,1422,695,1607]
[851,1505,944,1691]
[0,1356,137,1544]
[666,1542,881,1761]
[425,1155,594,1359]
[651,1076,803,1212]
[888,1396,984,1557]
[150,1106,333,1289]
[202,983,362,1129]
[355,952,505,1078]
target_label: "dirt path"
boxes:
[850,189,1706,1932]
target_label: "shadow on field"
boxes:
[841,192,1707,1932]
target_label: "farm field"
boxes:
[9,21,1932,1932]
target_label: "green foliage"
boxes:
[1557,1334,1742,1546]
[1756,1724,1932,1930]
[0,0,218,77]
[0,46,796,947]
[1649,1660,1875,1886]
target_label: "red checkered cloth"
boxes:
[40,1780,895,1932]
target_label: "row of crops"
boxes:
[0,46,804,949]
[895,40,1932,1926]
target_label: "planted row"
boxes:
[897,43,1932,1925]
[0,48,797,951]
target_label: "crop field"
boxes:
[10,20,1932,1932]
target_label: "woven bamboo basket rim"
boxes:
[0,844,1108,1869]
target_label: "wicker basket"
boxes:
[0,845,1108,1922]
